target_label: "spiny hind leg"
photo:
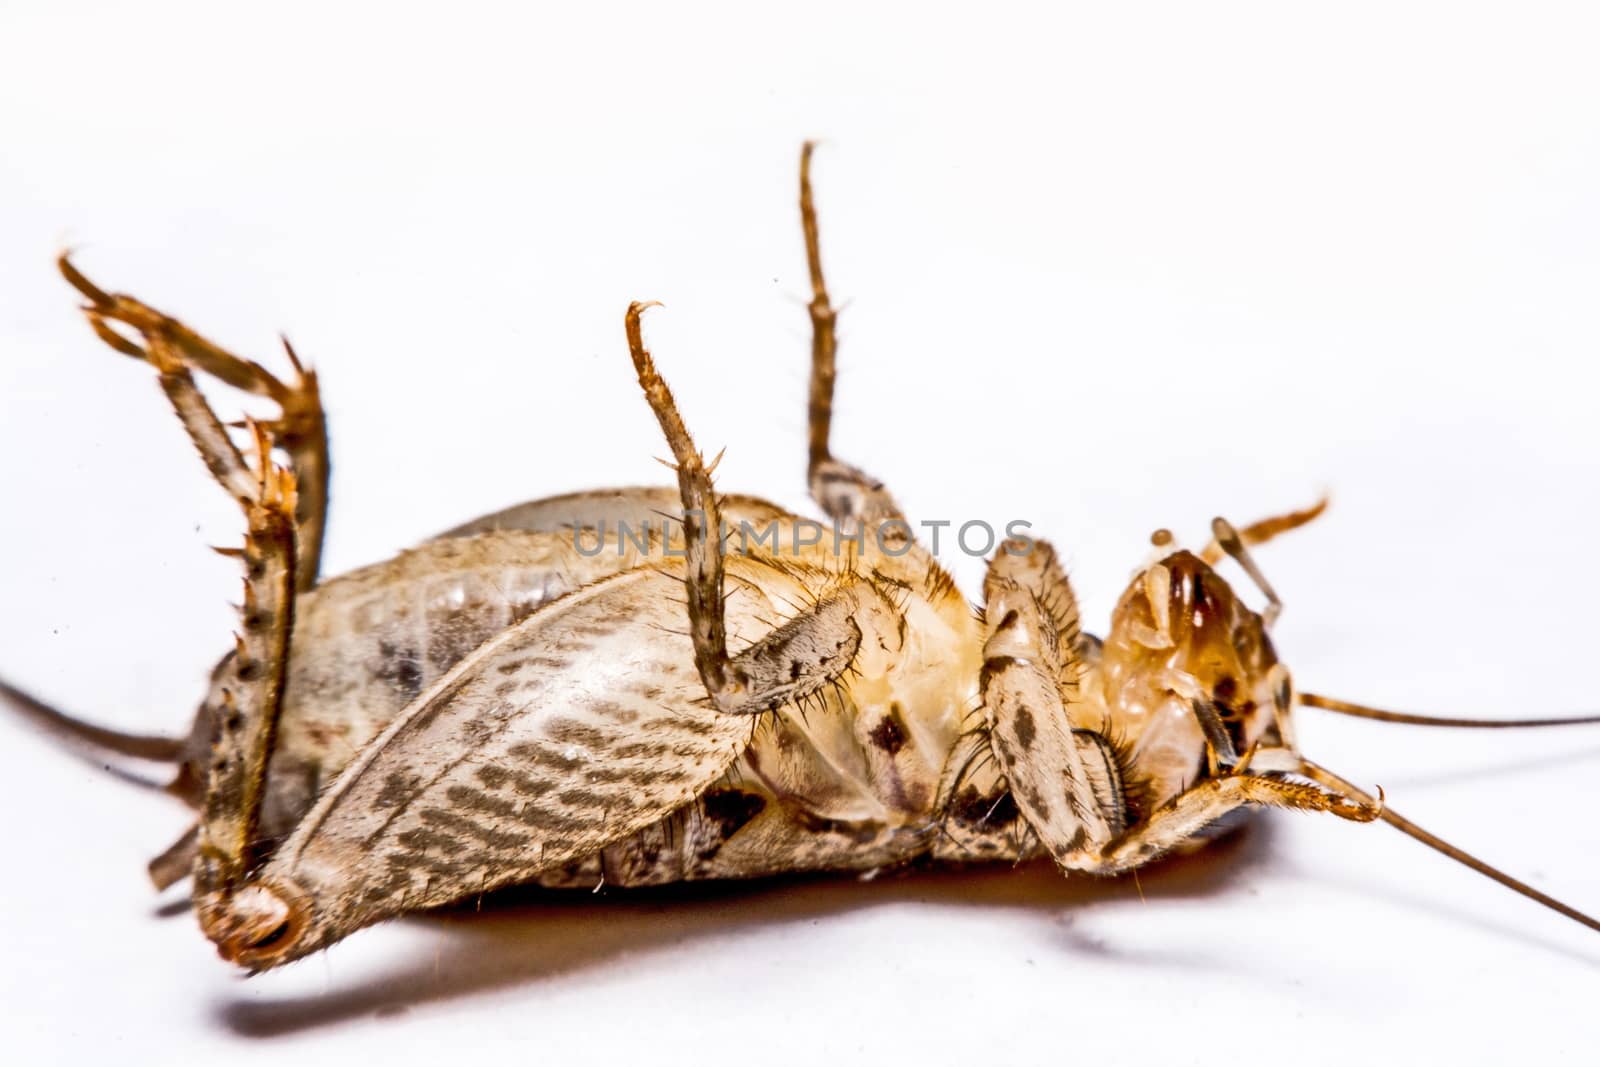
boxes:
[799,143,902,529]
[1086,763,1379,874]
[59,254,329,590]
[626,301,900,715]
[174,414,298,929]
[78,314,303,930]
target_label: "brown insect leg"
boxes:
[1089,766,1379,874]
[978,545,1122,866]
[1191,696,1243,774]
[625,302,735,704]
[798,143,902,529]
[78,311,303,954]
[155,395,300,957]
[148,824,200,891]
[800,141,836,479]
[187,415,297,902]
[58,254,329,591]
[625,302,890,716]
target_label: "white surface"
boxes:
[2,2,1598,1063]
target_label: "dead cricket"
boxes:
[5,144,1598,972]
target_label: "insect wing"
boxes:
[254,564,762,954]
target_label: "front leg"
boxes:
[983,537,1376,873]
[1089,762,1379,874]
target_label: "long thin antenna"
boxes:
[1300,691,1600,729]
[1299,757,1600,935]
[0,677,183,761]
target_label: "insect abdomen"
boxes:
[534,559,990,888]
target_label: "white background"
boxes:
[2,2,1598,1063]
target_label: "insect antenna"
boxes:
[1299,691,1600,728]
[1210,516,1283,628]
[1199,496,1329,566]
[0,676,183,762]
[1299,757,1600,935]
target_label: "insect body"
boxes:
[6,145,1599,972]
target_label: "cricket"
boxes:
[4,143,1598,972]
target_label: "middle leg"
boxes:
[798,143,902,529]
[626,301,905,716]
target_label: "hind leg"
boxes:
[12,266,307,897]
[77,310,305,931]
[60,254,330,591]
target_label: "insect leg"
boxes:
[82,315,302,939]
[148,825,201,891]
[1089,763,1379,874]
[182,422,297,930]
[798,142,902,529]
[626,302,899,715]
[933,723,1026,861]
[978,544,1124,865]
[58,254,330,590]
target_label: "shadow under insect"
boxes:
[216,821,1273,1038]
